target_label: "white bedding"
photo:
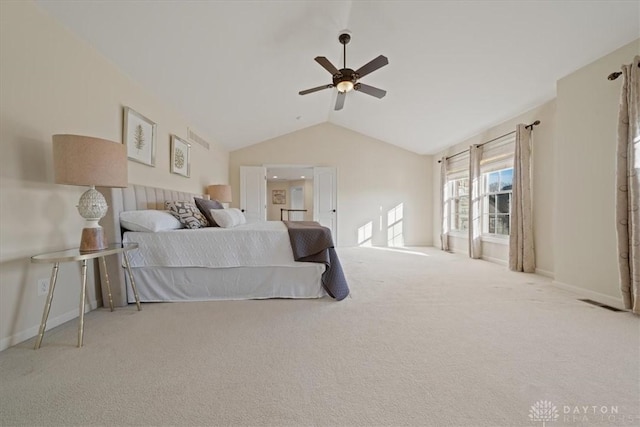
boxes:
[127,266,326,302]
[122,220,320,269]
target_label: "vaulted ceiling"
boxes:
[35,1,639,155]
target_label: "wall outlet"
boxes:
[37,278,49,296]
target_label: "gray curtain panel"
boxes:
[468,145,483,259]
[616,56,640,315]
[509,124,535,273]
[440,157,449,251]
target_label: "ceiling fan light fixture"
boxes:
[336,80,354,93]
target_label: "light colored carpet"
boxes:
[0,247,638,426]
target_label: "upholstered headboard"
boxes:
[97,184,205,306]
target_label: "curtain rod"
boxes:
[437,120,540,163]
[608,62,640,80]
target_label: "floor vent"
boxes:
[187,128,210,150]
[578,299,624,312]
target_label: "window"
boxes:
[448,178,469,232]
[387,203,404,246]
[482,168,513,235]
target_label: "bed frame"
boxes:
[97,184,205,307]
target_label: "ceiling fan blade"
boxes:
[355,55,389,78]
[315,56,340,75]
[355,83,386,99]
[299,84,333,95]
[335,92,346,110]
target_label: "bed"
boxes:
[97,184,348,307]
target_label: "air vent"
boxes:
[578,299,623,312]
[187,128,210,150]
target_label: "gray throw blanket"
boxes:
[283,221,350,301]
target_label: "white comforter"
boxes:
[123,221,305,268]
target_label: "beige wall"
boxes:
[433,38,639,307]
[0,2,229,350]
[554,39,639,302]
[230,123,433,247]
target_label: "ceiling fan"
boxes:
[298,31,388,111]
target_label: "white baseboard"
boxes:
[0,300,99,352]
[535,268,554,278]
[552,280,625,310]
[481,255,508,266]
[455,251,555,278]
[450,251,508,267]
[450,247,466,256]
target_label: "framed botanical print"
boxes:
[171,135,191,178]
[123,106,156,166]
[272,189,286,205]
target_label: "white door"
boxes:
[240,166,266,222]
[313,167,337,243]
[289,186,304,221]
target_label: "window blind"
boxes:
[446,154,469,180]
[480,134,515,173]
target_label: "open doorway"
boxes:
[266,166,313,221]
[239,165,337,242]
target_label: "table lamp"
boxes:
[207,184,232,204]
[52,134,128,252]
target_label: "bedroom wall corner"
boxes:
[0,1,229,351]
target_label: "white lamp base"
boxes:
[77,186,108,252]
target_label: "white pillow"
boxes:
[210,208,246,228]
[120,210,184,232]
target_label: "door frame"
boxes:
[253,164,337,241]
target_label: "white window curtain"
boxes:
[440,157,449,251]
[468,145,483,259]
[616,56,640,315]
[509,124,535,273]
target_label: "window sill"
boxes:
[481,234,509,245]
[448,230,468,238]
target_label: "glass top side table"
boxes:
[31,243,141,349]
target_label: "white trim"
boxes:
[481,254,508,266]
[535,268,554,278]
[448,230,467,238]
[0,300,98,352]
[481,234,509,245]
[552,280,626,310]
[263,163,314,169]
[450,246,467,256]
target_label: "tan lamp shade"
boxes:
[207,184,232,203]
[53,134,127,188]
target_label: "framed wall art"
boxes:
[123,106,157,166]
[272,189,286,205]
[171,135,191,178]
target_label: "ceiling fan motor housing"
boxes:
[333,68,358,91]
[334,32,356,92]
